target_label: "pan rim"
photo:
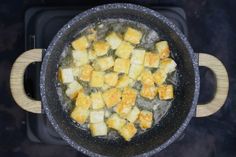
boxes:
[40,3,200,157]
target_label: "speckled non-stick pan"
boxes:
[10,3,229,157]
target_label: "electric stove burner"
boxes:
[24,6,188,144]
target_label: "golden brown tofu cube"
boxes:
[59,68,74,84]
[115,41,134,59]
[75,91,91,109]
[106,113,126,131]
[155,41,170,59]
[140,85,157,100]
[104,72,118,87]
[89,122,108,136]
[90,71,104,87]
[70,106,89,125]
[153,69,167,86]
[115,102,132,118]
[79,64,93,82]
[128,64,144,80]
[144,52,160,68]
[116,75,134,88]
[71,36,89,52]
[65,81,83,99]
[159,58,177,74]
[93,41,110,56]
[158,84,174,100]
[124,27,142,45]
[140,70,155,86]
[122,87,137,106]
[113,58,130,74]
[119,123,137,141]
[102,88,121,108]
[105,32,122,49]
[138,110,153,130]
[93,56,114,71]
[89,110,105,123]
[91,92,105,110]
[126,106,140,123]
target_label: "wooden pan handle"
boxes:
[10,49,43,114]
[196,53,229,117]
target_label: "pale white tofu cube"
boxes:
[90,122,108,136]
[72,50,89,67]
[91,92,105,110]
[71,106,89,125]
[71,36,89,52]
[104,72,118,86]
[124,27,142,44]
[88,49,97,61]
[65,81,83,99]
[93,56,114,71]
[159,58,177,74]
[116,75,134,88]
[59,68,74,84]
[105,32,122,49]
[115,41,134,59]
[155,41,170,59]
[72,67,80,77]
[126,106,140,123]
[90,110,105,123]
[128,64,144,80]
[113,58,130,74]
[119,123,137,141]
[130,49,145,65]
[106,113,126,131]
[90,71,104,87]
[138,110,153,130]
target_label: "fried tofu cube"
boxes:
[71,107,89,125]
[158,84,174,100]
[88,49,97,61]
[90,110,105,123]
[128,64,144,80]
[122,87,137,106]
[116,75,134,88]
[91,92,105,109]
[102,88,121,108]
[104,72,118,86]
[130,49,146,65]
[72,67,80,77]
[90,122,108,136]
[72,51,89,67]
[75,91,91,109]
[159,58,177,74]
[90,71,104,87]
[126,106,140,123]
[115,41,134,59]
[79,64,93,82]
[105,32,122,49]
[65,81,83,99]
[59,68,74,84]
[93,56,114,71]
[153,69,167,86]
[138,110,153,130]
[114,58,130,74]
[71,36,89,52]
[124,27,142,44]
[140,85,157,100]
[156,41,170,59]
[140,70,155,86]
[106,113,126,131]
[115,102,132,118]
[101,84,110,91]
[144,52,160,68]
[93,41,110,56]
[119,123,137,141]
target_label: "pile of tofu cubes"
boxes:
[59,26,176,141]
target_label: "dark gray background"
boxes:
[0,0,235,157]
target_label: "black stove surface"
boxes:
[24,6,188,144]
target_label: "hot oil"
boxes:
[57,19,178,140]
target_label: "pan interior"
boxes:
[41,4,198,157]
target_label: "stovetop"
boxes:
[24,6,188,144]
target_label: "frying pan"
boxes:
[10,3,229,157]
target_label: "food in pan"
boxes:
[58,19,177,141]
